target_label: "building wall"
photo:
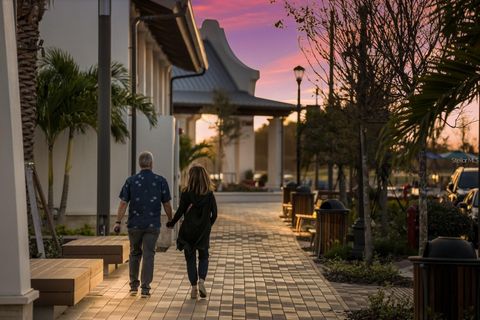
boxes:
[36,0,176,219]
[37,0,130,217]
[222,116,255,183]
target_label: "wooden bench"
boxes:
[62,236,130,274]
[30,258,103,319]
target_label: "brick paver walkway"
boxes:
[58,203,347,320]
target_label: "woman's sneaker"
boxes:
[191,285,198,299]
[141,290,151,298]
[129,288,138,296]
[198,279,207,298]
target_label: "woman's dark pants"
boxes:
[128,228,160,292]
[184,248,209,285]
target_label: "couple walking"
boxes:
[114,151,217,299]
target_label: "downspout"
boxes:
[169,67,206,115]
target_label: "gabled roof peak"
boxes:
[200,19,259,95]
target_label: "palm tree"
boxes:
[388,0,480,252]
[180,135,211,172]
[179,135,211,187]
[16,0,49,162]
[37,48,157,223]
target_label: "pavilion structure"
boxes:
[173,20,294,188]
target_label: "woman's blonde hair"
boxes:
[185,165,213,195]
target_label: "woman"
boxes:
[166,165,217,299]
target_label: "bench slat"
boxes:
[30,258,104,307]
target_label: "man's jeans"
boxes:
[128,228,160,291]
[184,248,209,286]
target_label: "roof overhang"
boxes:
[173,91,295,117]
[132,0,208,72]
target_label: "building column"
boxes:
[145,42,153,99]
[267,117,283,190]
[225,116,254,183]
[186,115,201,142]
[136,31,146,95]
[0,1,39,318]
[152,56,159,113]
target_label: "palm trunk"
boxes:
[48,144,54,216]
[16,1,45,162]
[418,141,428,255]
[58,128,74,224]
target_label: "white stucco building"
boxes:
[34,0,207,242]
[173,20,294,189]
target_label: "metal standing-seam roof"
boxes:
[173,41,294,117]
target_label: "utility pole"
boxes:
[97,0,111,236]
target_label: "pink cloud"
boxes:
[192,0,287,31]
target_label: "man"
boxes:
[114,151,173,298]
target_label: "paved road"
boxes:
[59,203,347,320]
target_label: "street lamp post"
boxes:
[97,0,111,236]
[293,65,305,187]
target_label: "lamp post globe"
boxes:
[293,65,304,187]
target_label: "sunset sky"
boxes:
[191,0,479,150]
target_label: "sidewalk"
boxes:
[57,203,348,320]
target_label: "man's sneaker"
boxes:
[198,279,207,298]
[141,290,151,298]
[129,288,138,296]
[191,285,198,299]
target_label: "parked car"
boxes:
[446,167,479,204]
[458,188,478,219]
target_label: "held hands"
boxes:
[113,221,121,234]
[166,220,175,229]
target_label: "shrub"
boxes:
[222,183,267,192]
[323,258,411,286]
[428,201,473,239]
[374,238,416,260]
[56,224,95,236]
[29,237,64,258]
[244,169,254,180]
[346,290,413,320]
[324,243,352,260]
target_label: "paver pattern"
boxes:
[58,202,347,319]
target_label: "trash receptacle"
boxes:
[315,199,349,256]
[282,181,297,205]
[291,185,314,228]
[409,237,480,320]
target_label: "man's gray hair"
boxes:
[139,151,153,169]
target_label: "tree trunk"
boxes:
[418,142,428,255]
[378,160,390,236]
[360,125,373,263]
[338,164,347,205]
[328,162,334,191]
[16,1,45,162]
[48,144,54,217]
[314,153,319,190]
[217,130,223,191]
[58,129,74,224]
